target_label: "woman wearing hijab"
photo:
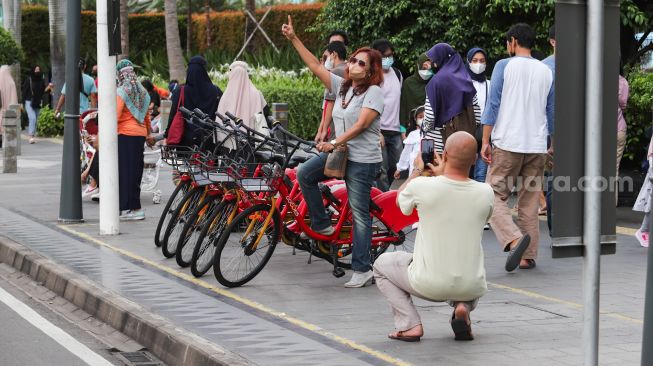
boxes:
[22,65,47,144]
[0,65,17,147]
[422,43,480,153]
[399,54,432,135]
[116,59,153,221]
[465,47,491,183]
[217,61,268,132]
[165,56,222,147]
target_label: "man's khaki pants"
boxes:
[373,252,477,331]
[487,147,547,260]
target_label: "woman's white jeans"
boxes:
[25,100,40,136]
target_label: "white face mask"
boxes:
[418,69,433,80]
[324,57,334,70]
[469,63,486,75]
[415,118,424,127]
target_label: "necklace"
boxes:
[340,87,361,109]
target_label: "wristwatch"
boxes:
[330,139,338,147]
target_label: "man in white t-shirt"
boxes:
[480,23,554,272]
[373,131,493,342]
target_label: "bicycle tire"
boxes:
[175,193,221,268]
[212,204,280,287]
[162,186,205,258]
[322,215,394,269]
[154,180,189,247]
[190,199,237,277]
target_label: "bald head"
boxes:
[443,132,478,172]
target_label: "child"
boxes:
[633,136,653,248]
[394,106,424,179]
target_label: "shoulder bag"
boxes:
[166,87,185,145]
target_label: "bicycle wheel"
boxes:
[213,203,280,287]
[190,199,237,277]
[175,193,221,268]
[162,186,205,258]
[154,180,189,247]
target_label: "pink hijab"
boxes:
[0,65,17,132]
[217,61,266,129]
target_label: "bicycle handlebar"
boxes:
[271,122,315,150]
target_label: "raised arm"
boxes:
[282,15,332,91]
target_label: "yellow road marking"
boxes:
[57,225,413,366]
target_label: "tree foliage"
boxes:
[315,0,653,73]
[0,26,24,65]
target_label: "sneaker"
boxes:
[484,223,490,231]
[91,192,100,202]
[344,270,374,288]
[635,229,649,248]
[29,137,35,144]
[120,210,145,221]
[82,185,98,198]
[299,226,335,240]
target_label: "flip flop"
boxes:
[519,259,536,269]
[388,330,421,342]
[505,234,531,272]
[450,313,474,341]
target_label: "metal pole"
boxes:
[97,0,120,235]
[58,0,83,223]
[582,0,603,365]
[643,140,653,364]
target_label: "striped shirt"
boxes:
[422,95,481,152]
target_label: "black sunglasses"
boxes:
[348,56,366,68]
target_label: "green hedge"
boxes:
[36,105,63,137]
[625,70,653,163]
[21,4,322,74]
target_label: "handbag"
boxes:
[441,104,477,143]
[166,86,185,145]
[324,144,348,178]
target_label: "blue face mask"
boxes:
[382,56,394,70]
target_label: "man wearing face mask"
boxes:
[481,23,554,272]
[466,47,491,185]
[316,41,348,143]
[399,54,432,138]
[372,39,404,191]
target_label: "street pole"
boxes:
[582,0,603,365]
[97,0,120,235]
[643,150,653,361]
[58,0,83,223]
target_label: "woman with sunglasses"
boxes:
[282,16,385,288]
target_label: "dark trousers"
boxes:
[118,135,145,212]
[89,151,99,186]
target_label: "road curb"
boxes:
[0,235,255,366]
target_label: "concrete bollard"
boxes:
[271,103,289,129]
[9,104,20,155]
[2,109,18,173]
[159,99,172,134]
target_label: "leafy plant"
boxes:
[0,26,24,65]
[625,69,653,162]
[36,105,64,137]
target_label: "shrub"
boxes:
[0,26,24,65]
[625,69,653,163]
[36,105,64,137]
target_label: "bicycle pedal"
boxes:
[332,268,346,278]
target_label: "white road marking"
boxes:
[0,286,113,366]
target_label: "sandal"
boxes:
[519,259,536,269]
[388,329,421,342]
[450,312,474,341]
[538,207,547,215]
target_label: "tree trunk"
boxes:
[164,0,186,82]
[245,0,256,53]
[119,0,129,59]
[186,0,192,58]
[3,0,21,102]
[205,0,211,48]
[48,0,66,107]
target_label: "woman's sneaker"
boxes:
[120,210,145,221]
[635,229,649,248]
[344,270,374,288]
[82,185,98,198]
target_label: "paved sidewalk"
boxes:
[0,138,648,365]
